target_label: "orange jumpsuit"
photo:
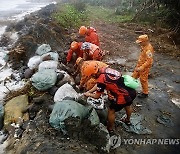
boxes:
[85,27,100,46]
[80,61,108,90]
[83,43,104,61]
[132,43,154,94]
[66,42,83,63]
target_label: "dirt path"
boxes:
[92,20,180,153]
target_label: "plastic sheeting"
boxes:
[116,113,152,135]
[157,114,174,127]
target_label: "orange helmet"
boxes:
[71,41,78,50]
[83,61,98,76]
[76,57,83,65]
[136,34,148,43]
[79,26,87,35]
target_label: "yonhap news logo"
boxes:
[109,135,121,149]
[109,136,180,149]
[123,138,180,145]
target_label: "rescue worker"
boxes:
[66,41,83,64]
[79,26,100,46]
[83,67,136,133]
[81,42,104,61]
[132,34,154,98]
[75,57,108,91]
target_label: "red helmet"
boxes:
[136,34,149,43]
[79,26,87,35]
[71,41,78,50]
[83,61,98,76]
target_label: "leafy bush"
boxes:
[86,5,132,23]
[53,4,88,28]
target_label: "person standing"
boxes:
[132,34,154,98]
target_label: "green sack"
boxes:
[49,100,89,133]
[123,75,139,89]
[88,108,100,126]
[4,95,29,127]
[32,69,57,91]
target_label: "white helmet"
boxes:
[81,42,91,50]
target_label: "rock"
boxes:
[56,72,64,81]
[32,94,49,104]
[48,86,58,96]
[24,68,34,79]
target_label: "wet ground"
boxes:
[91,20,180,153]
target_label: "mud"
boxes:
[90,20,180,153]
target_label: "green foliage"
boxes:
[157,0,180,32]
[54,0,180,33]
[53,4,88,28]
[115,6,134,15]
[86,5,132,23]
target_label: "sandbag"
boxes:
[54,83,78,103]
[36,44,51,56]
[123,75,140,89]
[27,56,42,70]
[0,104,4,130]
[31,69,57,91]
[41,52,59,61]
[88,108,100,126]
[49,100,89,133]
[38,60,58,71]
[4,95,29,127]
